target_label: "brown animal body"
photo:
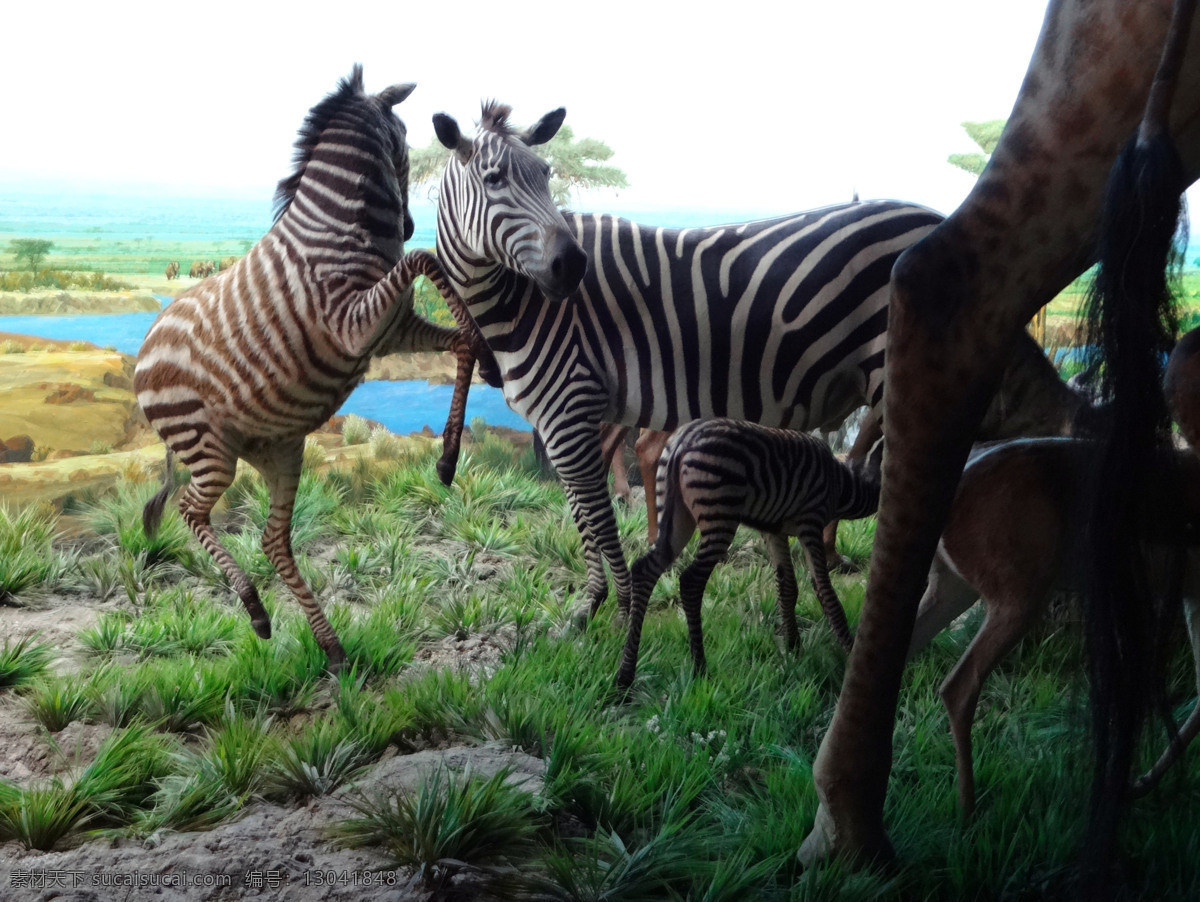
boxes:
[803,0,1200,868]
[165,261,180,280]
[907,437,1200,817]
[1167,326,1200,448]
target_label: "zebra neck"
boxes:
[282,155,404,268]
[834,462,881,520]
[438,248,546,356]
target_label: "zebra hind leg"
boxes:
[677,523,737,678]
[799,528,854,652]
[177,453,272,640]
[254,441,347,673]
[763,532,801,650]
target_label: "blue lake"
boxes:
[0,188,872,438]
[0,311,530,435]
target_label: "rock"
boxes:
[1,435,34,463]
[102,370,133,391]
[44,385,96,405]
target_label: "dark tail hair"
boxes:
[1078,126,1186,889]
[142,448,177,538]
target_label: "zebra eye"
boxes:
[483,170,507,189]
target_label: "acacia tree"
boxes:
[947,119,1006,177]
[409,123,628,206]
[9,239,53,272]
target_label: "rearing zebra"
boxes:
[433,101,942,617]
[134,67,487,672]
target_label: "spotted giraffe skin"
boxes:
[799,0,1200,867]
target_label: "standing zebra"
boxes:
[432,101,942,619]
[135,67,485,672]
[616,418,882,691]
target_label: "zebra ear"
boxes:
[433,113,474,163]
[378,83,416,108]
[521,108,566,146]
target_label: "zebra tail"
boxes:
[142,448,178,538]
[1079,125,1186,881]
[648,429,690,561]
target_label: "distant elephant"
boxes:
[188,261,205,278]
[165,261,180,280]
[219,256,238,271]
[201,260,216,277]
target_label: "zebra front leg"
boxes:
[800,527,854,652]
[369,255,499,485]
[764,533,801,650]
[562,485,609,626]
[252,440,347,673]
[176,450,271,639]
[436,334,478,486]
[616,495,698,691]
[549,433,632,618]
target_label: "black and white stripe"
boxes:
[617,418,881,689]
[432,102,940,618]
[134,67,480,671]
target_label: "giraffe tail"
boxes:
[1079,113,1189,882]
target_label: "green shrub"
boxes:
[0,636,54,689]
[333,764,543,891]
[0,503,59,603]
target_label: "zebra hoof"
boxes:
[324,643,348,675]
[612,673,636,704]
[250,616,272,640]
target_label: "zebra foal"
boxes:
[431,100,941,625]
[616,418,881,690]
[135,66,486,672]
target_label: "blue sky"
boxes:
[5,1,1063,218]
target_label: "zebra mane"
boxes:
[272,65,369,223]
[479,100,515,135]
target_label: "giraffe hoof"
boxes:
[436,455,457,487]
[797,802,896,869]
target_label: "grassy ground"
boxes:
[0,429,1196,899]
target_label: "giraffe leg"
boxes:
[799,528,854,653]
[764,533,800,650]
[801,243,1012,866]
[252,440,346,673]
[177,446,271,638]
